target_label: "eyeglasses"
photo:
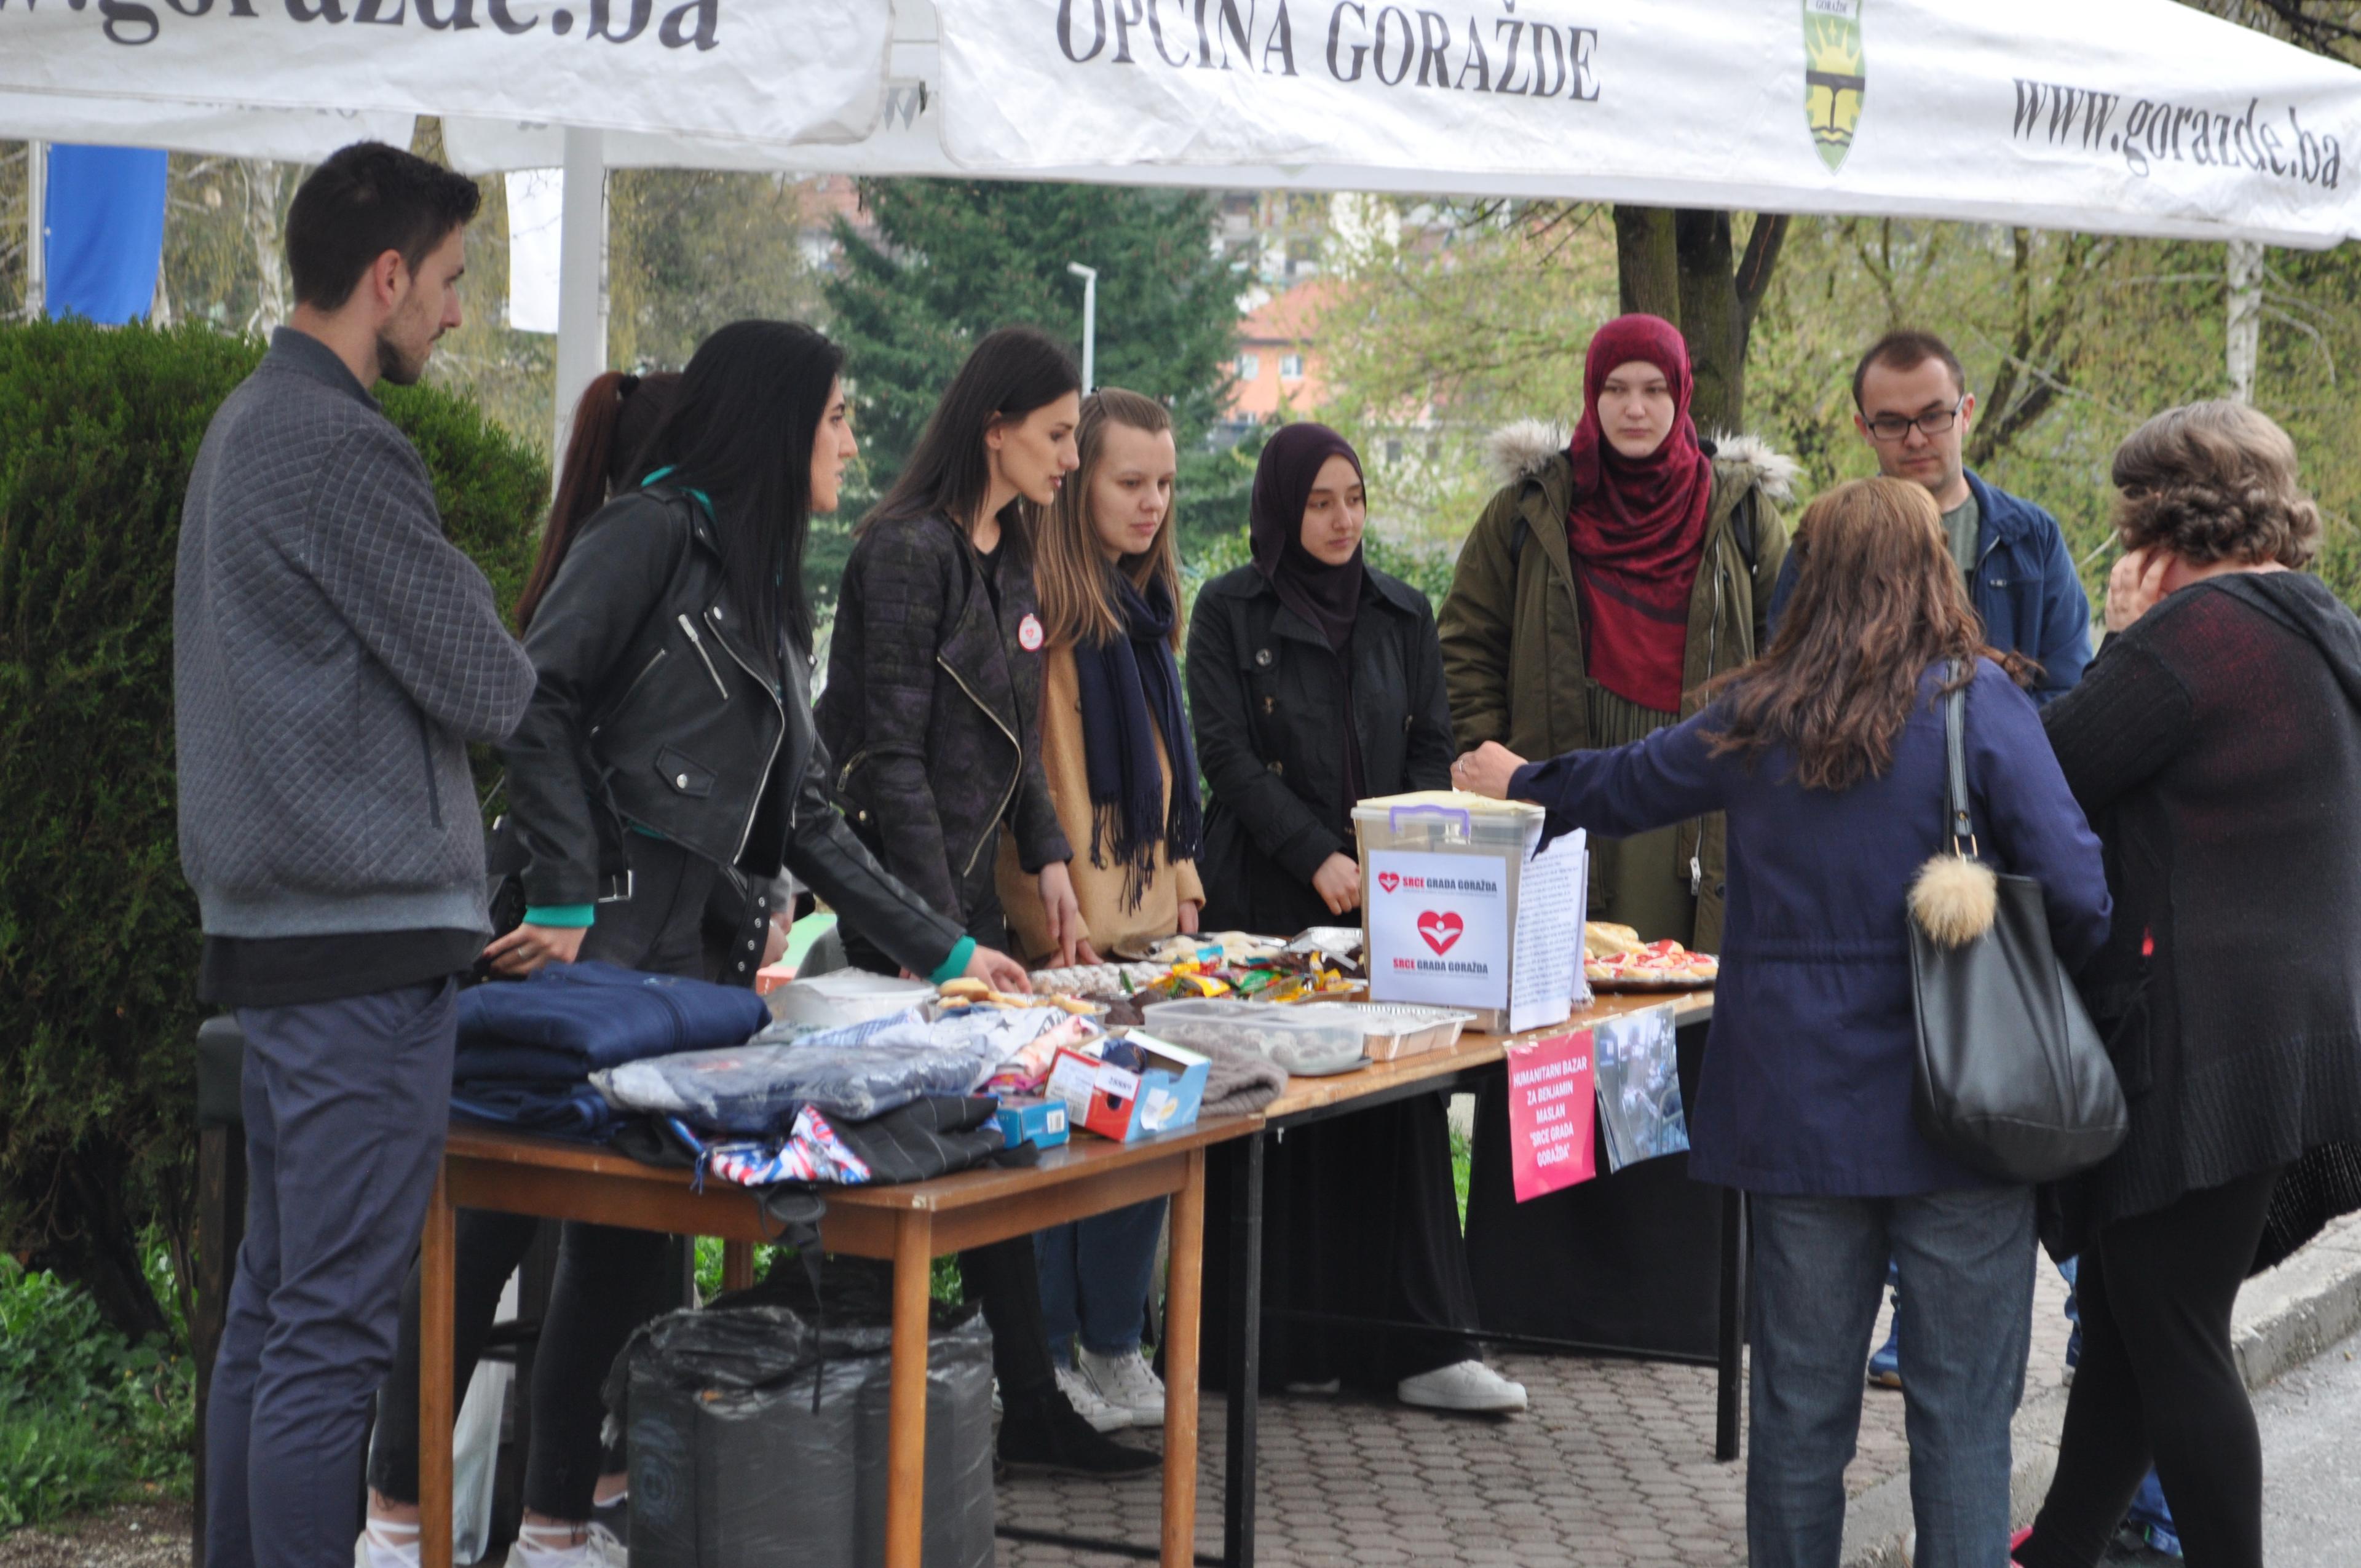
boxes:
[1862,398,1966,442]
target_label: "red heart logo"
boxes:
[1377,871,1401,895]
[1417,911,1464,954]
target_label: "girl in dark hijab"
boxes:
[1186,422,1525,1413]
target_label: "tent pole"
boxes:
[552,126,609,466]
[2226,239,2263,405]
[25,138,45,320]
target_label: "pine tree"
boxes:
[820,176,1247,598]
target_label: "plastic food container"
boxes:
[1334,1004,1479,1061]
[1137,997,1366,1076]
[1351,791,1543,856]
[1353,790,1555,1034]
[764,970,936,1029]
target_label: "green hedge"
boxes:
[0,321,545,1340]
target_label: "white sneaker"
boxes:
[1396,1359,1529,1414]
[506,1521,627,1568]
[358,1520,420,1568]
[1077,1344,1166,1427]
[1054,1362,1131,1433]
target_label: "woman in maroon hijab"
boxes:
[1442,312,1794,950]
[1187,423,1528,1414]
[1439,315,1796,1351]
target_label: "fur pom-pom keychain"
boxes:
[1910,854,1999,948]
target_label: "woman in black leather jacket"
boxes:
[362,323,1029,1568]
[818,325,1091,973]
[818,327,1165,1478]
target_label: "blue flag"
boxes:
[44,145,170,326]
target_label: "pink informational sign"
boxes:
[1506,1029,1597,1202]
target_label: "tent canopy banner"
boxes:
[933,0,2361,247]
[0,95,413,162]
[0,0,888,150]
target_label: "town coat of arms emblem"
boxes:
[1805,0,1866,171]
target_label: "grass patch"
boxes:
[1452,1122,1473,1230]
[0,1248,193,1531]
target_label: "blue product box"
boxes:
[994,1096,1070,1150]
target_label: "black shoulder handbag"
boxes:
[1907,664,2128,1184]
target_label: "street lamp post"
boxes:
[1067,260,1097,392]
[25,140,46,321]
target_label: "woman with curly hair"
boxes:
[2015,403,2361,1568]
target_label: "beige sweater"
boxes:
[997,643,1205,965]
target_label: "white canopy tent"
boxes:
[6,0,2359,437]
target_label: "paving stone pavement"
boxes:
[997,1260,2076,1566]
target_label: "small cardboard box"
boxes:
[993,1096,1070,1151]
[1045,1034,1209,1142]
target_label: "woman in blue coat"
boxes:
[1457,476,2110,1568]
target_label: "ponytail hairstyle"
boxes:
[515,369,679,631]
[633,320,847,659]
[1035,387,1183,651]
[862,325,1080,549]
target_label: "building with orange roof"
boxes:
[1225,276,1344,429]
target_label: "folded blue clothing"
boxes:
[451,1079,625,1142]
[456,960,768,1074]
[593,1038,992,1133]
[449,1040,596,1083]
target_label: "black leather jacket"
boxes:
[504,486,963,975]
[815,512,1070,926]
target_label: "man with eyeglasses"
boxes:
[1771,328,2092,700]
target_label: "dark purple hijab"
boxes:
[1249,422,1368,654]
[1249,421,1372,805]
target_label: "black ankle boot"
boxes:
[997,1391,1161,1476]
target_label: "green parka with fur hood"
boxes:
[1438,420,1798,951]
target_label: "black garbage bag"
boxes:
[607,1286,994,1568]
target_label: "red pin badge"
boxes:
[1018,614,1045,652]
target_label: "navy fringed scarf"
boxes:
[1072,571,1202,911]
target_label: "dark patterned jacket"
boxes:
[174,327,536,938]
[817,511,1070,926]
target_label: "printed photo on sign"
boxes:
[1365,848,1511,1010]
[1592,1003,1690,1173]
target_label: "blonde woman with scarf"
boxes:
[992,389,1201,1431]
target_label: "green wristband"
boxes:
[522,904,596,929]
[928,935,978,986]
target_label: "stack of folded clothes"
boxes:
[451,960,770,1141]
[594,1005,1077,1189]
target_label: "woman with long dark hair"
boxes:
[359,322,1029,1568]
[818,325,1159,1475]
[1188,422,1527,1415]
[1456,476,2111,1568]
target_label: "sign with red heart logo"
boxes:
[1365,847,1511,1010]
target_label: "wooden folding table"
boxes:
[1216,990,1726,1568]
[419,1114,1261,1568]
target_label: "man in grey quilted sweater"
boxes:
[175,141,536,1568]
